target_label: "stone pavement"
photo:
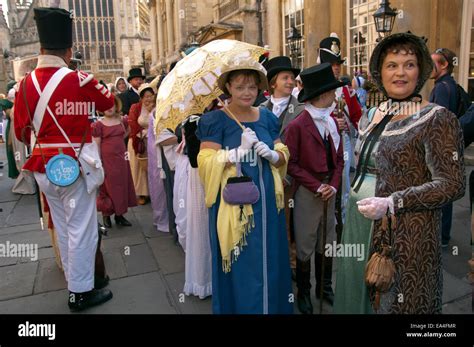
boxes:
[0,143,212,314]
[0,142,472,314]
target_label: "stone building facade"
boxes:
[0,5,12,92]
[147,0,214,74]
[7,0,152,83]
[4,0,473,101]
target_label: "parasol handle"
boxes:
[217,96,245,131]
[199,76,245,131]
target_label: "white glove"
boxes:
[241,128,258,150]
[228,128,259,164]
[254,141,280,165]
[357,197,394,220]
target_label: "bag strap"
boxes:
[31,68,87,157]
[352,108,394,192]
[31,68,71,133]
[236,161,242,177]
[21,76,47,166]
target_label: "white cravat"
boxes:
[292,87,300,98]
[271,95,291,118]
[305,104,340,152]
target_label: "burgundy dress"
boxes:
[92,120,137,216]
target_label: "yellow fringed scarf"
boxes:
[198,143,289,273]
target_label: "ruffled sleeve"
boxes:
[196,110,224,145]
[91,121,103,138]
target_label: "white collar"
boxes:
[271,95,291,105]
[132,87,139,95]
[36,55,68,69]
[271,95,291,117]
[305,103,336,121]
[140,106,156,118]
[305,103,340,151]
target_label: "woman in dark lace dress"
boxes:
[334,32,465,314]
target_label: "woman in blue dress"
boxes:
[196,60,293,314]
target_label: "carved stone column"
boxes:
[165,0,175,56]
[156,0,165,65]
[149,0,159,66]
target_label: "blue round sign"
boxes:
[45,153,80,187]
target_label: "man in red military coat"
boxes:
[14,7,114,312]
[318,33,362,235]
[285,63,345,314]
[318,33,362,130]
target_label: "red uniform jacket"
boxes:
[128,101,145,155]
[14,55,114,173]
[285,110,344,193]
[331,85,362,129]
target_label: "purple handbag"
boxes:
[223,162,260,206]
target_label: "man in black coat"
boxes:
[429,48,459,247]
[119,68,145,115]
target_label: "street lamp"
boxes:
[287,26,302,68]
[373,0,397,39]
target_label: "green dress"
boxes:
[333,109,377,314]
[5,118,19,179]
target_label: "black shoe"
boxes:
[103,216,112,228]
[68,288,113,312]
[114,215,132,227]
[297,292,313,314]
[94,275,110,290]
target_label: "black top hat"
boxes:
[264,56,300,83]
[127,68,146,82]
[298,63,347,103]
[318,35,345,65]
[34,7,73,50]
